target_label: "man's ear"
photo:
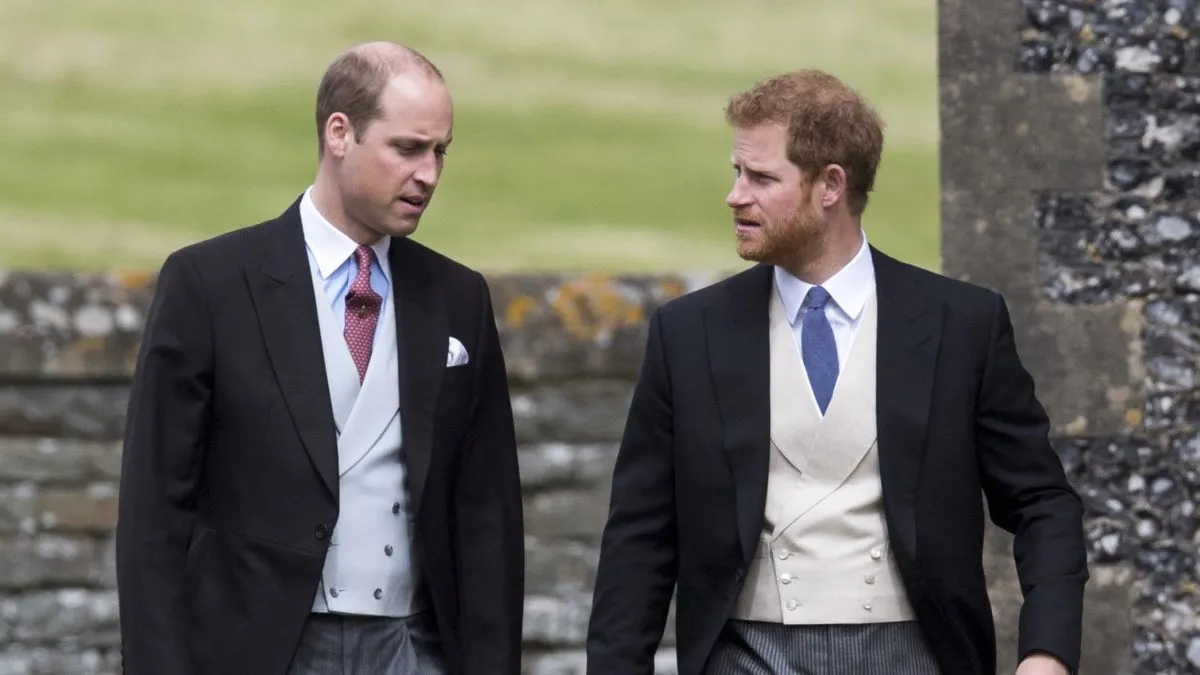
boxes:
[324,113,353,158]
[818,164,847,208]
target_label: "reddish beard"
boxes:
[734,202,826,269]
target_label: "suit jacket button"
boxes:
[315,524,329,540]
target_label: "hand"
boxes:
[1015,653,1069,675]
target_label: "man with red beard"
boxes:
[586,69,1086,675]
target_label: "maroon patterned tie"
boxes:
[344,245,382,383]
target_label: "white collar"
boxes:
[774,230,875,323]
[299,186,391,282]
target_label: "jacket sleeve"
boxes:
[453,272,525,675]
[115,249,213,675]
[587,307,678,674]
[974,292,1088,673]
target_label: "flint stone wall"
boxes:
[943,0,1200,672]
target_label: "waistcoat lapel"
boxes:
[767,285,821,474]
[769,291,879,537]
[306,252,359,433]
[306,253,401,476]
[336,291,400,476]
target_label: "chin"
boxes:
[379,218,420,239]
[735,241,767,263]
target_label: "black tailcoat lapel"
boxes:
[387,238,446,515]
[247,200,340,498]
[705,264,774,564]
[872,246,944,559]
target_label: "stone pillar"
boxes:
[940,0,1199,672]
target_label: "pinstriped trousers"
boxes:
[704,620,941,674]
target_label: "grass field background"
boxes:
[0,0,939,273]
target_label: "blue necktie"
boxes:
[801,286,839,414]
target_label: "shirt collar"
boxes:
[299,186,391,282]
[774,230,875,325]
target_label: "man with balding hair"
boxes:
[115,42,524,675]
[587,69,1086,675]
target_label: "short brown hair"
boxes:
[315,45,444,155]
[725,69,884,215]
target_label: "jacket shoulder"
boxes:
[161,217,278,268]
[872,249,1005,329]
[391,236,483,284]
[654,265,769,320]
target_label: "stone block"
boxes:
[0,535,101,589]
[0,386,129,440]
[523,592,677,649]
[525,539,599,596]
[524,592,593,647]
[96,533,117,589]
[512,381,634,445]
[0,590,120,645]
[37,484,119,532]
[937,0,1022,78]
[488,273,712,382]
[939,73,1105,195]
[519,443,619,492]
[0,646,120,675]
[0,270,151,379]
[1023,300,1146,438]
[0,438,122,482]
[941,187,1040,301]
[0,485,37,534]
[524,487,612,543]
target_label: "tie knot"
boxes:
[353,245,375,272]
[806,286,832,310]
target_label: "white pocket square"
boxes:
[446,336,469,367]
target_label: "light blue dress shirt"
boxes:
[298,188,392,347]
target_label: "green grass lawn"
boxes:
[0,0,938,274]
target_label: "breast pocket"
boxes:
[438,365,474,416]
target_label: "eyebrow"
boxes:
[391,135,453,149]
[732,161,774,177]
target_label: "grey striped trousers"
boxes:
[705,620,941,674]
[285,611,448,675]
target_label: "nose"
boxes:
[726,176,751,208]
[413,150,441,188]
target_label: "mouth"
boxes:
[397,195,428,212]
[734,217,762,232]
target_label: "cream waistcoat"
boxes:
[730,282,916,625]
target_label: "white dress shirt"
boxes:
[773,231,876,370]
